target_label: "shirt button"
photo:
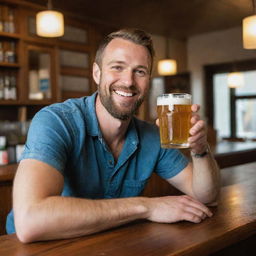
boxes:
[109,160,113,165]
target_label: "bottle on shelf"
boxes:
[0,5,4,32]
[0,135,8,165]
[3,5,8,33]
[3,71,11,100]
[0,71,4,99]
[9,71,17,100]
[0,41,3,62]
[4,41,16,63]
[2,5,15,33]
[39,68,51,99]
[7,7,15,33]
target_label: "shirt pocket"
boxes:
[120,179,148,198]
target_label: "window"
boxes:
[204,59,256,140]
[213,71,256,139]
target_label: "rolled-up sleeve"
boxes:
[155,148,189,179]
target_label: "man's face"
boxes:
[93,38,151,120]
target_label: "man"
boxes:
[6,28,220,243]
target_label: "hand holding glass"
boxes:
[157,93,192,148]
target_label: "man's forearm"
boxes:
[191,148,220,203]
[15,196,148,243]
[16,191,216,243]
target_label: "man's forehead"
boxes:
[105,38,149,54]
[102,38,151,66]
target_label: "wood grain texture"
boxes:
[0,164,16,235]
[0,182,13,235]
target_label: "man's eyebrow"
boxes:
[107,60,126,65]
[106,61,150,73]
[136,65,149,71]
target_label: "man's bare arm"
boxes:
[166,105,220,204]
[14,159,213,243]
[13,159,148,242]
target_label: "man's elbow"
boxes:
[194,185,220,205]
[201,189,220,205]
[16,226,36,244]
[14,210,43,243]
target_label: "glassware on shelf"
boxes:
[28,50,51,100]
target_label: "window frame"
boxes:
[204,59,256,139]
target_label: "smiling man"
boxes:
[95,34,151,122]
[6,28,220,243]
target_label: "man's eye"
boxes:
[111,66,123,71]
[135,69,146,76]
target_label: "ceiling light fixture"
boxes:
[158,38,177,76]
[243,0,256,49]
[36,0,64,37]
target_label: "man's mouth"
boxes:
[113,89,137,97]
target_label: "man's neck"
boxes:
[95,95,131,160]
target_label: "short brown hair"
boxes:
[95,28,155,73]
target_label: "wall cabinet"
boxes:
[25,44,57,103]
[0,0,101,121]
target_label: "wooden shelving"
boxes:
[0,0,104,121]
[0,62,19,67]
[0,31,20,39]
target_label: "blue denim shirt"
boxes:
[6,92,188,234]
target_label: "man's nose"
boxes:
[120,70,134,86]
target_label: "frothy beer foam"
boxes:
[157,94,191,106]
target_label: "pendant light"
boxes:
[158,37,177,76]
[36,0,64,37]
[243,0,256,49]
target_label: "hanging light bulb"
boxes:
[227,72,244,88]
[158,38,177,76]
[243,0,256,49]
[158,59,177,75]
[36,0,64,37]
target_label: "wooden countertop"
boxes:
[0,163,17,182]
[0,162,256,256]
[212,141,256,168]
[213,140,256,155]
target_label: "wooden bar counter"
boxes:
[0,162,256,256]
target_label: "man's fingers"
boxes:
[184,205,211,221]
[191,114,200,125]
[188,132,205,144]
[189,120,205,136]
[181,196,213,218]
[191,104,200,112]
[182,212,202,223]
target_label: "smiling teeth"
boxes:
[115,90,133,97]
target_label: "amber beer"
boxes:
[157,93,192,148]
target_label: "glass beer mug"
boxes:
[157,93,192,148]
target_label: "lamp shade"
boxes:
[36,10,64,37]
[243,15,256,49]
[227,72,244,88]
[158,59,177,76]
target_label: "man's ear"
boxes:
[93,62,101,85]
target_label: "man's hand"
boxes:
[145,195,213,223]
[188,104,208,155]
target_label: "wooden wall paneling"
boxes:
[0,181,13,235]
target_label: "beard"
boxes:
[98,83,146,121]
